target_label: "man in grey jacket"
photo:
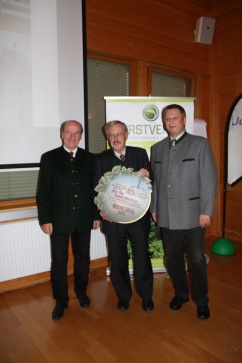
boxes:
[150,104,218,319]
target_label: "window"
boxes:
[0,170,39,201]
[148,65,194,97]
[152,72,192,97]
[87,59,130,154]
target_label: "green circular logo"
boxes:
[143,105,159,121]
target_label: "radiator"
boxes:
[0,220,108,282]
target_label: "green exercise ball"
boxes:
[211,237,236,256]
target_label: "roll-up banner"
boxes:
[105,96,195,272]
[226,94,242,187]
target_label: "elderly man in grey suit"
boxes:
[150,104,218,320]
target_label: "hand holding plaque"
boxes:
[94,165,152,224]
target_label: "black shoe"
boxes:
[197,305,210,320]
[79,294,90,308]
[117,300,129,311]
[142,299,154,312]
[52,303,68,320]
[169,296,189,310]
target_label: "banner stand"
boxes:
[211,94,242,255]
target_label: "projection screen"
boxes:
[0,0,86,168]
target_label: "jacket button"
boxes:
[167,184,172,188]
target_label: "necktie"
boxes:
[70,152,74,159]
[120,154,125,161]
[171,139,176,147]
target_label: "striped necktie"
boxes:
[120,154,125,161]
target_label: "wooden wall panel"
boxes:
[210,1,242,241]
[86,0,211,74]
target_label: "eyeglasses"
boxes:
[107,132,125,139]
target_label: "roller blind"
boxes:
[87,59,130,154]
[0,170,39,201]
[151,71,192,97]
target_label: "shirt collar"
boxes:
[64,146,77,157]
[113,147,126,159]
[170,130,186,142]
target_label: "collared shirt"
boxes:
[114,148,126,159]
[170,130,186,144]
[64,146,77,157]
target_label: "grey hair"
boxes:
[104,120,128,135]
